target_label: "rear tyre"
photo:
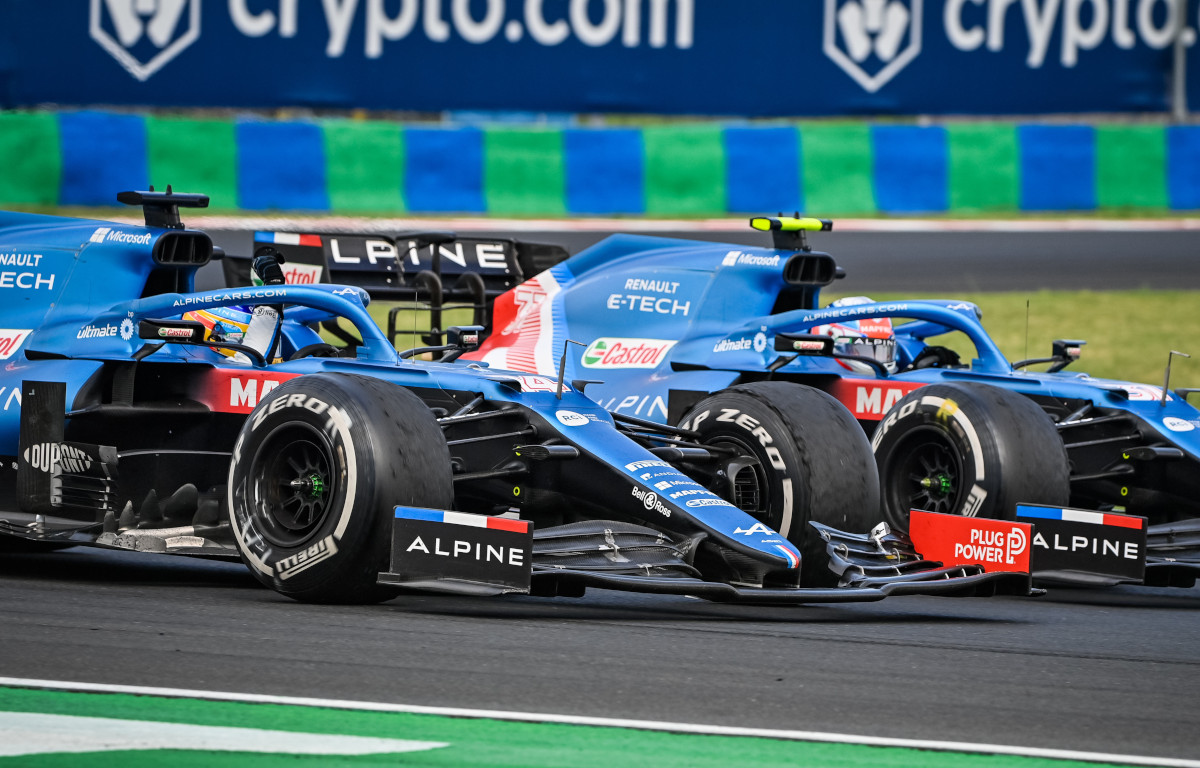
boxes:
[872,382,1069,530]
[228,373,453,604]
[678,382,879,585]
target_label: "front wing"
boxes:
[381,508,1033,604]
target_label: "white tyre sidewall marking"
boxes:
[683,403,795,537]
[875,392,989,517]
[229,397,358,578]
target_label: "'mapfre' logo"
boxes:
[90,0,201,81]
[824,0,921,93]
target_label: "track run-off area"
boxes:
[2,677,1198,768]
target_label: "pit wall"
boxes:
[2,110,1197,215]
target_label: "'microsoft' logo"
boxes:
[91,0,201,81]
[824,0,922,93]
[90,227,154,246]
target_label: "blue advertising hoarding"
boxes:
[0,0,1194,116]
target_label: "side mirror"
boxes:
[447,325,484,352]
[137,317,267,367]
[774,333,834,355]
[139,319,207,342]
[1052,339,1085,362]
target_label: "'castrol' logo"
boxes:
[283,263,323,284]
[581,338,674,369]
[0,329,31,359]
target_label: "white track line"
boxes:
[104,215,1200,233]
[1,677,1196,767]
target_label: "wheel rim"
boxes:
[882,427,965,524]
[249,422,338,549]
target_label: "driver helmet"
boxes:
[812,296,896,374]
[183,305,252,360]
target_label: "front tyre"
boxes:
[228,373,453,603]
[872,382,1069,529]
[678,382,879,584]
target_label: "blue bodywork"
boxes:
[0,207,809,582]
[469,230,1200,526]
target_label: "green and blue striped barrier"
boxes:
[1,110,1196,215]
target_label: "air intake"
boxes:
[153,231,213,266]
[782,252,838,286]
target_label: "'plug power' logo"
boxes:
[825,0,922,92]
[91,0,201,81]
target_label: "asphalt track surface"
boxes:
[5,227,1200,763]
[0,546,1197,762]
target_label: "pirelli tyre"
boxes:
[228,373,453,604]
[678,382,879,585]
[872,382,1070,529]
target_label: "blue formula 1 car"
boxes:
[0,192,1034,605]
[461,216,1200,588]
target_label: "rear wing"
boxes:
[223,231,569,347]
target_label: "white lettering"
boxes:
[1112,0,1136,46]
[425,0,451,41]
[366,0,418,57]
[324,0,361,56]
[988,0,1020,50]
[1021,0,1064,67]
[329,239,358,264]
[1,272,55,291]
[229,0,277,36]
[231,378,257,408]
[1137,0,1177,47]
[571,0,622,46]
[454,0,504,42]
[857,387,882,415]
[0,253,43,267]
[527,0,570,43]
[946,0,986,49]
[1061,0,1108,66]
[476,243,507,269]
[622,0,641,44]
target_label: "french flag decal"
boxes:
[395,507,531,533]
[1016,505,1146,530]
[255,231,323,247]
[775,544,800,570]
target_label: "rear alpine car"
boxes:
[462,216,1200,589]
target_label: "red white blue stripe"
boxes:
[774,544,800,570]
[1016,505,1145,530]
[255,231,323,247]
[395,506,531,534]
